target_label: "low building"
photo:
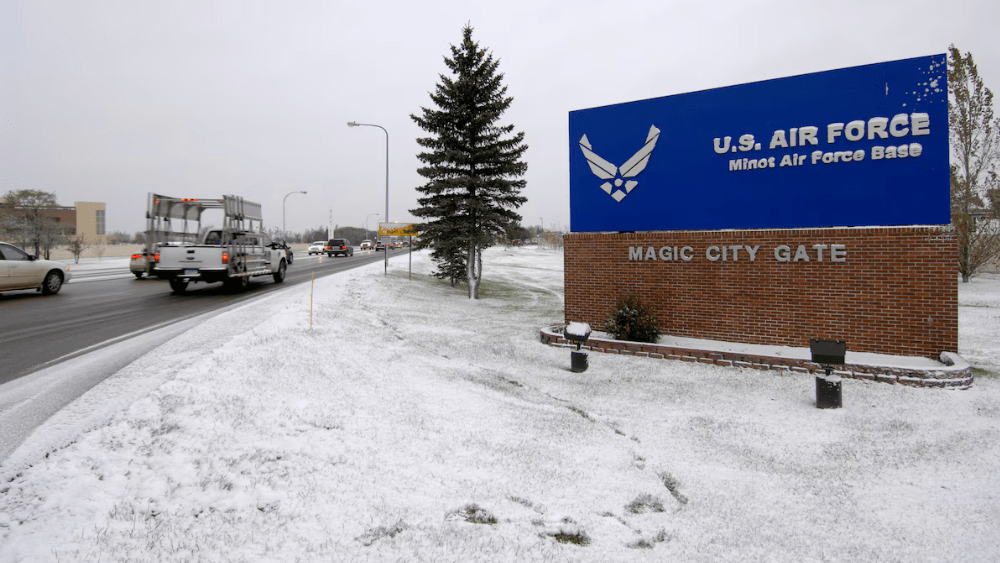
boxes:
[72,201,107,240]
[0,198,106,241]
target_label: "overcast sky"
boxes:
[2,0,998,236]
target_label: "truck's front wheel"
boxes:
[169,279,188,293]
[273,260,286,283]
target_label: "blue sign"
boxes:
[569,54,950,232]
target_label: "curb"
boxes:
[540,326,974,389]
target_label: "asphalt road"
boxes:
[0,248,404,385]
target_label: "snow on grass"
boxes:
[958,272,1000,376]
[1,247,999,562]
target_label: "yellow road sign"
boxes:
[378,222,419,236]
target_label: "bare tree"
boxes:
[67,234,89,264]
[105,230,131,244]
[93,236,107,262]
[39,216,67,259]
[539,231,564,251]
[1,189,62,254]
[949,44,1000,281]
[0,206,21,247]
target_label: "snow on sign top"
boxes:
[565,322,592,338]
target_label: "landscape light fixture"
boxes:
[565,322,592,373]
[810,338,846,409]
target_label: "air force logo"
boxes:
[579,125,660,202]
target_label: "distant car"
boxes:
[0,242,73,296]
[401,240,410,247]
[272,240,293,264]
[129,249,156,278]
[360,240,373,250]
[307,241,325,255]
[326,238,354,257]
[375,241,386,252]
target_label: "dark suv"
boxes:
[326,238,354,257]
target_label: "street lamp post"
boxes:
[283,191,307,239]
[365,213,379,244]
[348,121,388,274]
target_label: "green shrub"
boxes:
[604,292,661,343]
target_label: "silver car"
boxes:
[307,241,326,255]
[130,249,154,278]
[0,242,73,295]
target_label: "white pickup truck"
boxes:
[148,195,288,293]
[156,230,288,293]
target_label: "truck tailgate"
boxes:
[157,245,225,269]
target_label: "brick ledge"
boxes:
[540,326,973,389]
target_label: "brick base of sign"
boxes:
[540,326,973,389]
[564,226,957,359]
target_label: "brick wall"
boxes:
[564,226,957,359]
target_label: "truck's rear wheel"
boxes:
[273,260,286,283]
[169,279,188,293]
[226,275,249,292]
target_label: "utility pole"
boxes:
[282,190,307,239]
[348,121,389,274]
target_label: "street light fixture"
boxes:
[283,190,307,239]
[365,213,380,244]
[348,121,388,274]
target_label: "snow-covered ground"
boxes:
[1,247,998,562]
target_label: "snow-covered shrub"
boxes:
[624,493,665,514]
[604,292,661,343]
[446,503,497,525]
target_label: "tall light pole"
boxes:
[365,212,379,244]
[283,190,307,239]
[348,121,388,274]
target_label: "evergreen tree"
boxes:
[411,24,528,298]
[949,44,1000,282]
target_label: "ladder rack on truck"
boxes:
[137,193,228,276]
[147,194,287,292]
